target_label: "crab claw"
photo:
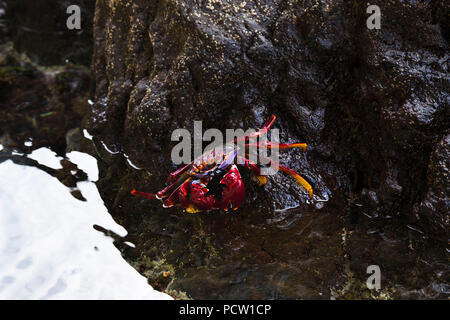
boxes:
[183,181,218,212]
[219,165,245,211]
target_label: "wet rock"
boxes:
[1,0,94,66]
[90,1,448,226]
[0,41,96,201]
[413,133,450,238]
[0,43,91,155]
[85,0,448,298]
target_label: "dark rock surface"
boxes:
[0,43,91,155]
[87,0,448,299]
[413,133,450,238]
[0,1,95,197]
[0,42,95,203]
[1,0,94,66]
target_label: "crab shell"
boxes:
[179,165,245,213]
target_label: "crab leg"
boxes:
[166,163,192,184]
[163,179,191,208]
[238,156,267,186]
[278,165,314,199]
[219,149,238,169]
[188,149,238,180]
[244,142,307,151]
[155,172,192,199]
[245,155,314,199]
[131,171,191,200]
[130,189,157,199]
[234,115,277,143]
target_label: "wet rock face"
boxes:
[91,0,448,231]
[0,41,96,201]
[90,0,344,211]
[414,133,450,237]
[0,43,91,155]
[335,1,449,236]
[88,0,449,298]
[1,0,94,66]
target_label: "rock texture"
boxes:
[86,0,450,299]
[0,43,91,155]
[90,0,448,231]
[1,0,94,66]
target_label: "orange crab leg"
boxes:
[278,165,313,199]
[244,142,307,151]
[249,154,314,199]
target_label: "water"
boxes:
[0,145,171,299]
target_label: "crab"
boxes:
[131,115,313,213]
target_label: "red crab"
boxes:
[131,115,313,213]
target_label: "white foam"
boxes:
[101,141,120,155]
[83,129,93,140]
[28,148,63,170]
[124,154,142,170]
[0,160,172,300]
[124,242,136,248]
[66,151,99,182]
